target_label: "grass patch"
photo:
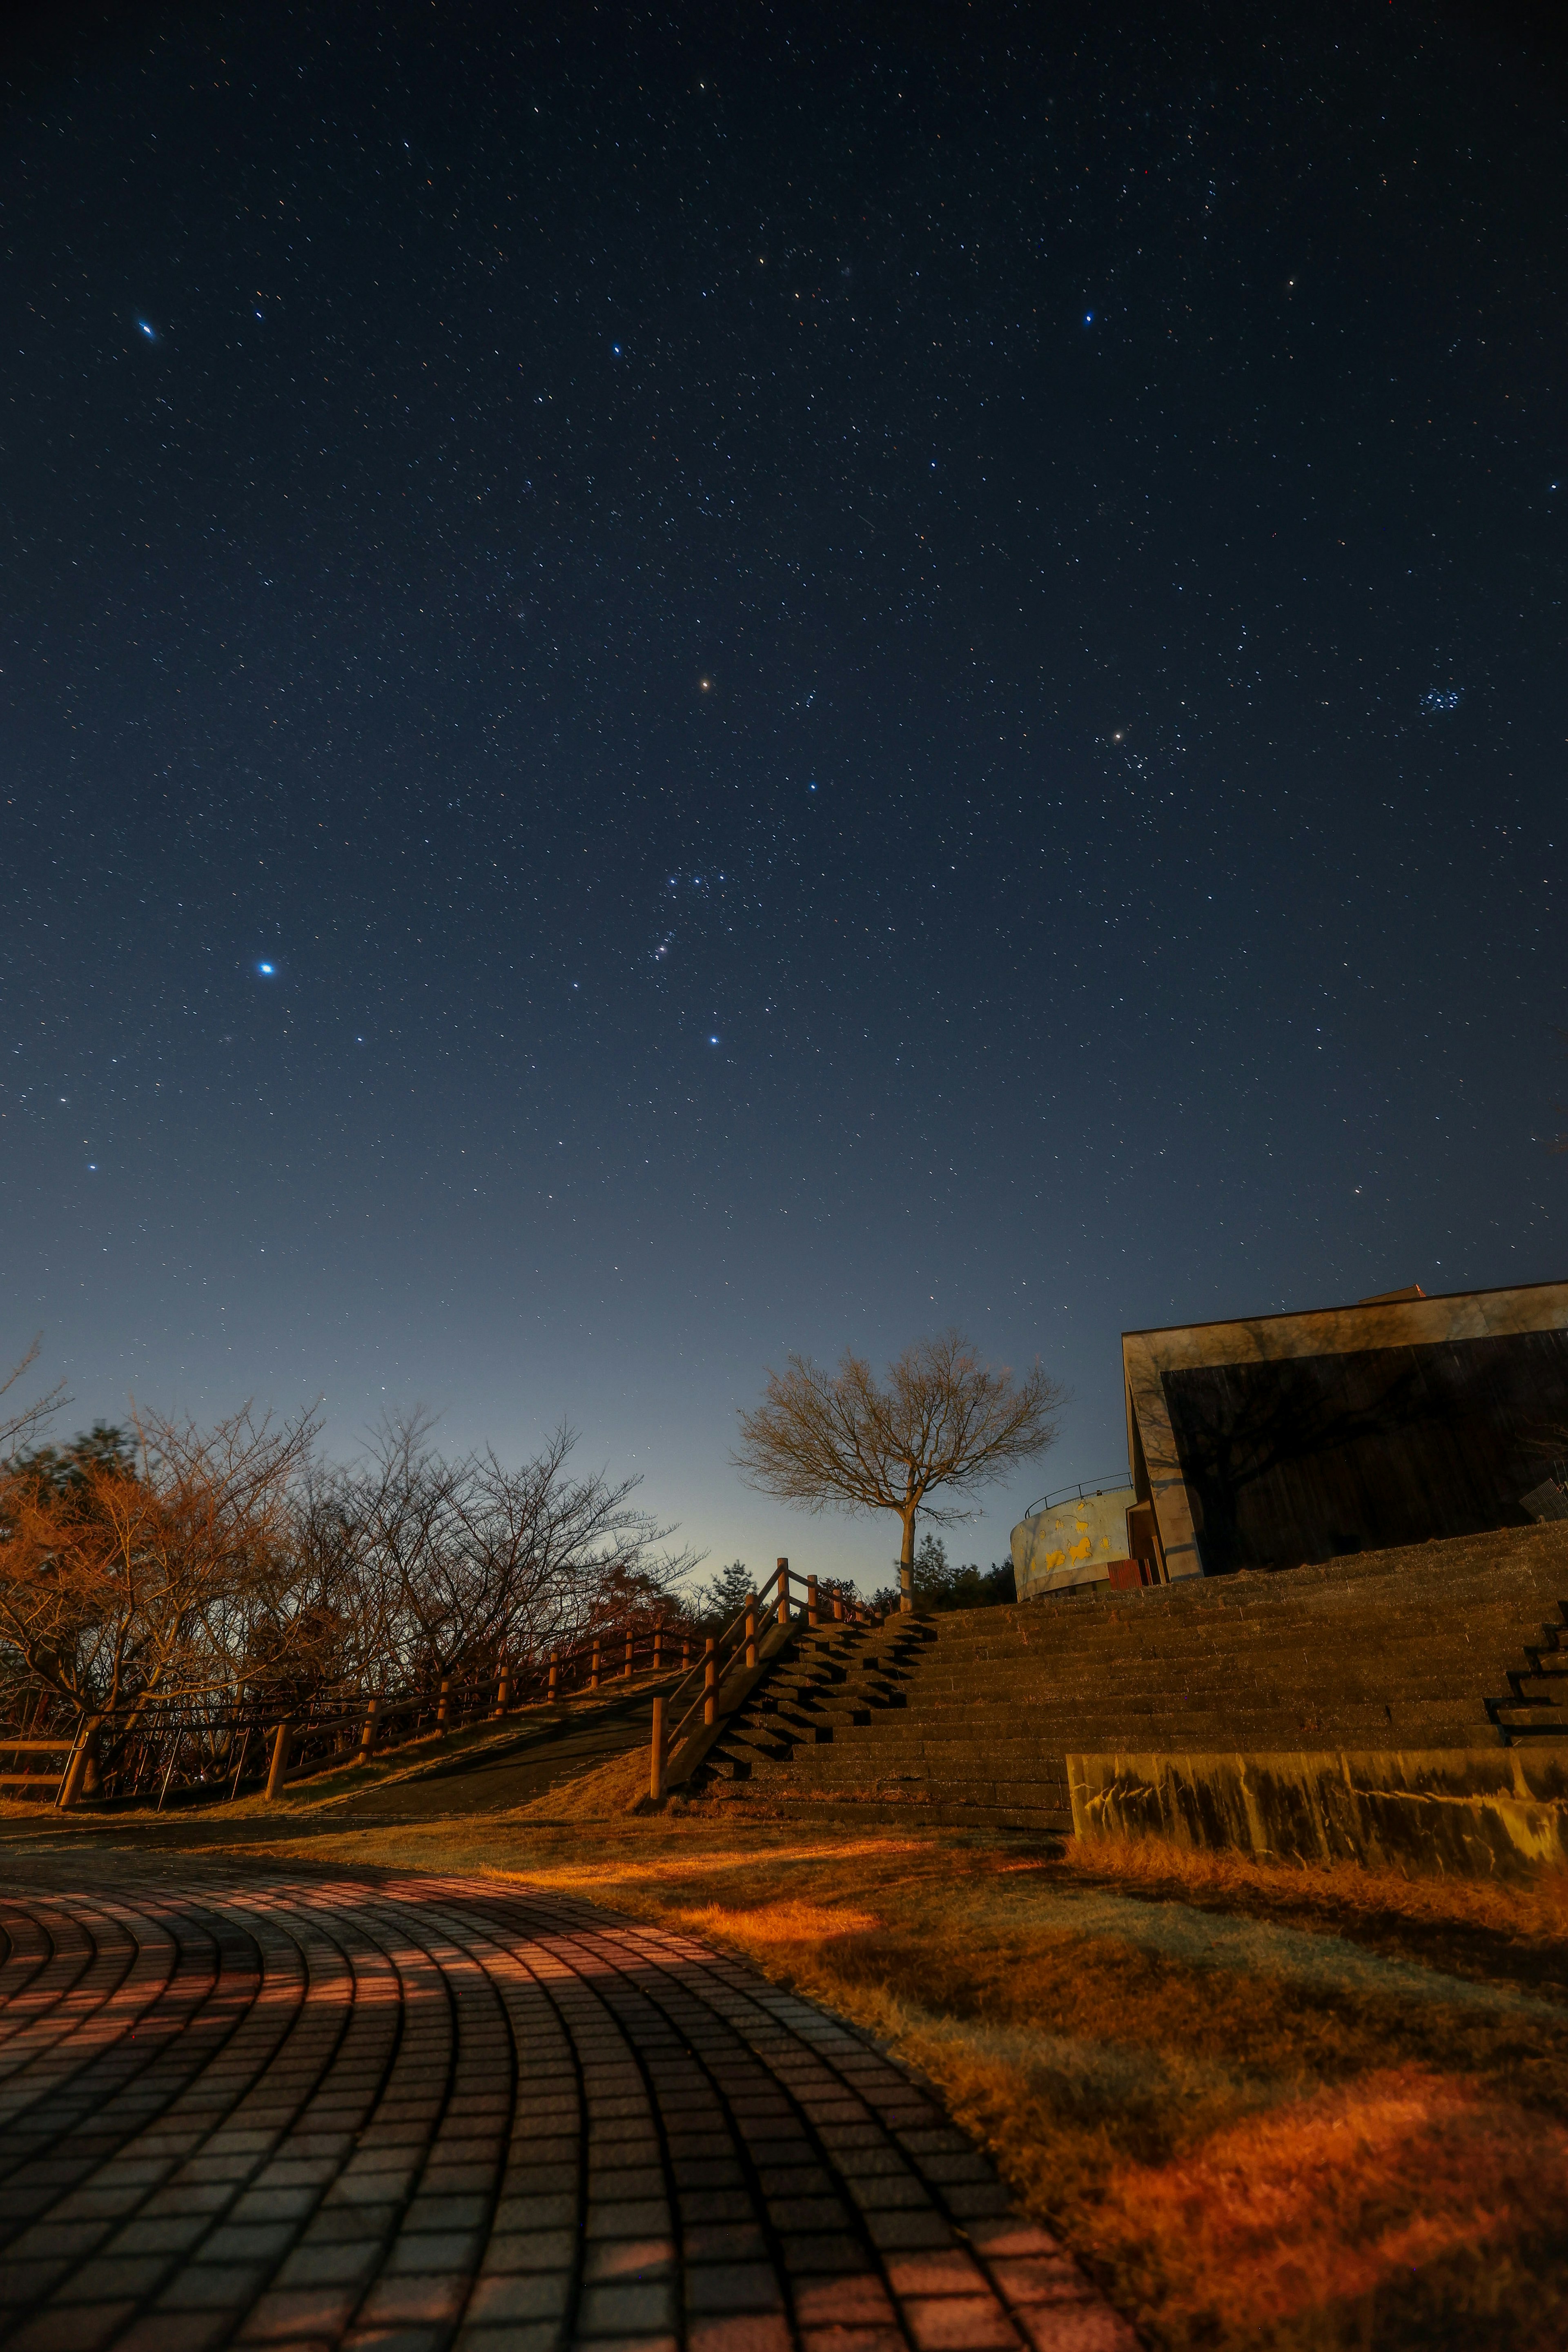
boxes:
[100,1806,1568,2350]
[332,1817,1568,2344]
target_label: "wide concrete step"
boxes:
[1489,1703,1568,1731]
[889,1675,1504,1712]
[929,1591,1566,1649]
[732,1693,1489,1740]
[920,1614,1548,1662]
[703,1790,1073,1833]
[677,1528,1567,1806]
[893,1680,1503,1715]
[936,1637,1550,1680]
[748,1687,1494,1730]
[724,1714,1491,1775]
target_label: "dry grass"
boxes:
[9,1791,1525,2349]
[512,1741,649,1818]
[245,1809,1568,2352]
[1065,1828,1568,1942]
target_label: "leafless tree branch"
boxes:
[733,1328,1065,1610]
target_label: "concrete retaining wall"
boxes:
[1067,1746,1568,1882]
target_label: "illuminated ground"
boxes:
[5,1794,1568,2350]
[0,1842,1128,2352]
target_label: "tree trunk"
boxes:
[900,1510,916,1614]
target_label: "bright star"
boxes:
[137,320,156,339]
[258,961,275,976]
[709,1036,719,1045]
[1084,312,1094,325]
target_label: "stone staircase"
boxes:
[1486,1600,1568,1743]
[690,1521,1568,1834]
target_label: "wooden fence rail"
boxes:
[0,1597,728,1813]
[648,1559,879,1803]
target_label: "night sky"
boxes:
[6,2,1566,1591]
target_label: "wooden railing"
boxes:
[0,1605,710,1813]
[648,1558,879,1804]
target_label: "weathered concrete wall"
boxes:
[1067,1746,1568,1882]
[1012,1487,1136,1598]
[1122,1275,1568,1584]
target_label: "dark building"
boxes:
[1123,1280,1568,1581]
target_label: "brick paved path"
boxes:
[0,1861,1134,2352]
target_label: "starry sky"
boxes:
[4,1,1566,1592]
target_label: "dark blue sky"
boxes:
[5,1,1565,1588]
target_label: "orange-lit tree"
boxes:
[0,1405,318,1786]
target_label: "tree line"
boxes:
[0,1319,1062,1763]
[0,1381,699,1744]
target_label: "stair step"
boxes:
[670,1537,1568,1808]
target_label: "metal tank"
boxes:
[1011,1477,1136,1599]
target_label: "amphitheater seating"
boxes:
[691,1521,1568,1833]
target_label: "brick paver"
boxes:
[0,1861,1135,2352]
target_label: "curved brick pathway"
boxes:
[0,1861,1134,2352]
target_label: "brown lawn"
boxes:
[11,1784,1568,2349]
[236,1804,1568,2352]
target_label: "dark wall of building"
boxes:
[1160,1329,1568,1573]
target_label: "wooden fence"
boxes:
[649,1559,879,1803]
[0,1605,715,1813]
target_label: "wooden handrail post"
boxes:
[703,1637,717,1727]
[356,1696,382,1765]
[653,1621,663,1671]
[833,1590,844,1623]
[745,1593,757,1671]
[494,1661,511,1718]
[436,1676,452,1734]
[548,1652,559,1703]
[591,1639,601,1692]
[56,1715,102,1812]
[776,1558,790,1630]
[682,1631,691,1669]
[649,1695,666,1804]
[265,1720,293,1803]
[623,1632,634,1681]
[807,1575,819,1628]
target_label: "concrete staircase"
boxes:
[690,1521,1568,1834]
[1486,1598,1568,1743]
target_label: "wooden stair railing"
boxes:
[649,1561,879,1802]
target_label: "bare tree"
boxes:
[460,1428,696,1662]
[733,1330,1065,1612]
[0,1405,314,1714]
[332,1415,698,1686]
[0,1403,318,1787]
[0,1337,68,1463]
